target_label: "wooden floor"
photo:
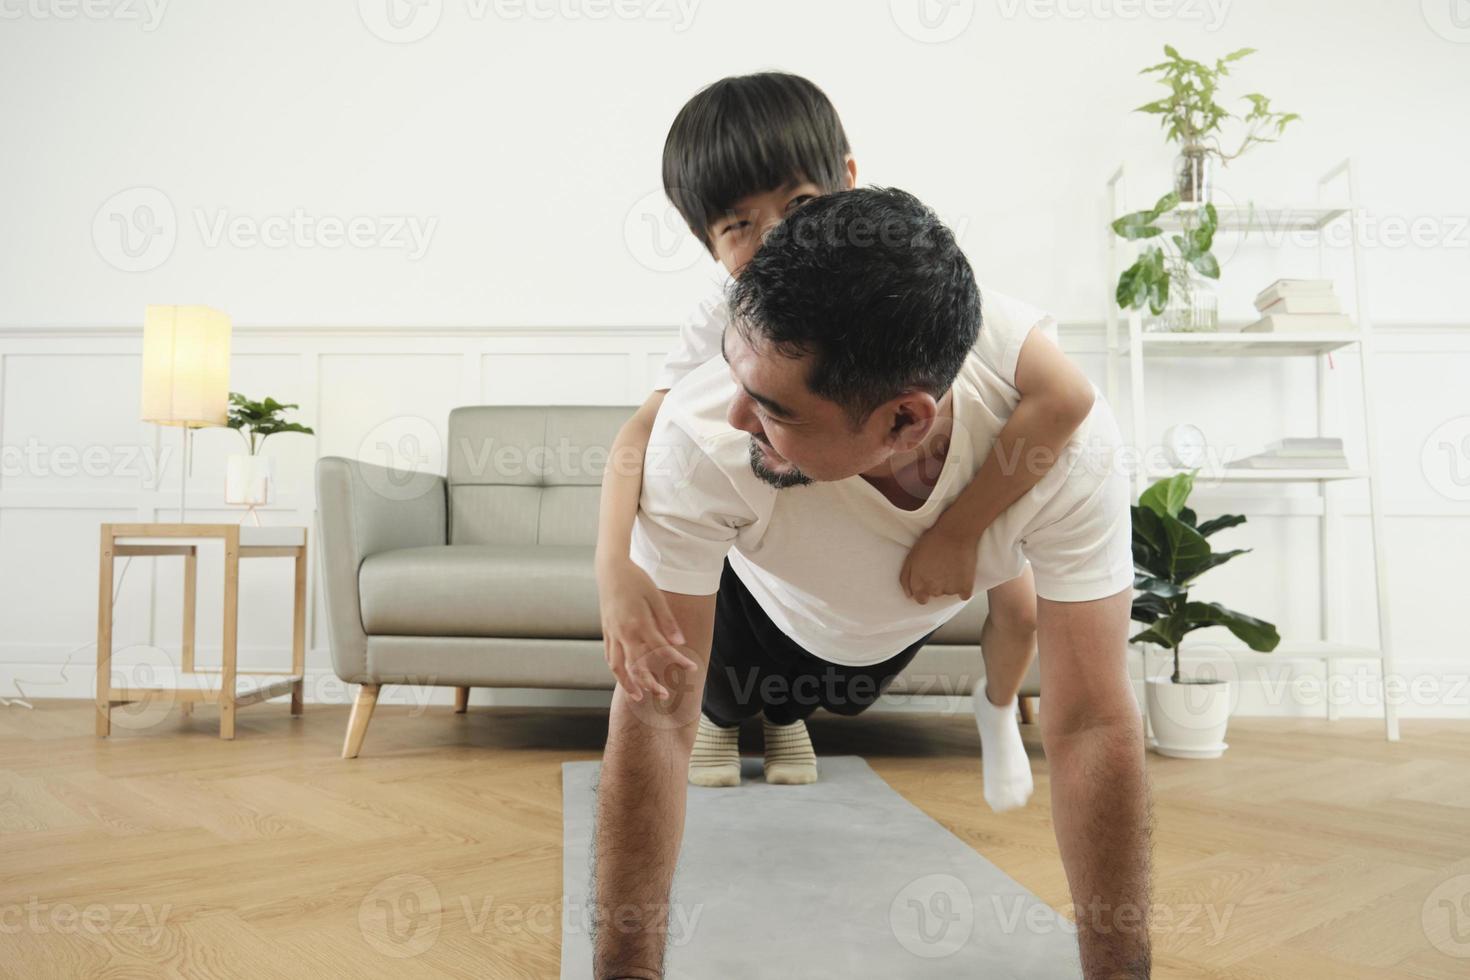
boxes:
[0,701,1465,979]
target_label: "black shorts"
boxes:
[701,559,933,727]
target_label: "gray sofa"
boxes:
[316,405,1038,758]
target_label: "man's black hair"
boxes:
[727,187,982,424]
[662,72,851,250]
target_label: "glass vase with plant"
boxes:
[1135,45,1300,204]
[1112,191,1221,332]
[223,393,314,521]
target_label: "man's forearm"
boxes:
[593,590,714,979]
[1048,716,1153,979]
[593,693,694,978]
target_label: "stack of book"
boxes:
[1227,437,1350,470]
[1243,279,1354,332]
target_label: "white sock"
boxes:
[974,686,1033,812]
[688,713,741,787]
[762,716,818,785]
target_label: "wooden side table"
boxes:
[96,523,308,740]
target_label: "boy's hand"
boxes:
[598,558,692,701]
[901,524,981,605]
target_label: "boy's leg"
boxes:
[976,564,1039,812]
[980,563,1039,705]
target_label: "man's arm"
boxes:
[902,328,1095,603]
[593,589,716,980]
[1035,588,1153,979]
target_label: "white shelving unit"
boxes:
[1105,157,1399,742]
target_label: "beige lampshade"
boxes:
[141,306,231,427]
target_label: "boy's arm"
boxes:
[596,389,687,700]
[595,389,665,574]
[902,328,1096,603]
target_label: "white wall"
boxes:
[1,0,1467,326]
[0,0,1466,719]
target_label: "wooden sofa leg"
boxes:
[342,684,381,759]
[1018,697,1036,726]
[454,686,470,714]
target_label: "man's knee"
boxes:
[1039,694,1142,749]
[820,671,889,717]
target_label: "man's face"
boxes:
[721,324,924,487]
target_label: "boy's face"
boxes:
[705,158,857,277]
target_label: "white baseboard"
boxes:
[4,649,1466,720]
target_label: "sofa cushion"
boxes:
[358,543,990,646]
[359,544,601,639]
[445,406,632,546]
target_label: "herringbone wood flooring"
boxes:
[0,701,1465,978]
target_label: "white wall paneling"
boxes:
[0,324,1464,719]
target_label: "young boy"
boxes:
[595,72,1096,812]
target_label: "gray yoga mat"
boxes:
[561,755,1082,979]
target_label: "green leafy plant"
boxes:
[1131,471,1280,683]
[1112,191,1218,316]
[227,393,314,455]
[1136,45,1300,161]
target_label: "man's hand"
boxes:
[598,558,691,701]
[900,523,980,604]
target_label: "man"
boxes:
[593,187,1152,980]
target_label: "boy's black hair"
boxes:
[662,72,851,250]
[728,187,981,424]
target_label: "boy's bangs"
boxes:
[662,73,851,246]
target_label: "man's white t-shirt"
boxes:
[631,286,1133,667]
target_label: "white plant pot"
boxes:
[1145,677,1231,759]
[225,454,274,506]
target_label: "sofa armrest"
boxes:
[314,456,447,683]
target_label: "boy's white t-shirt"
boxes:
[652,269,736,391]
[632,285,1133,667]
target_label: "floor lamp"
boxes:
[141,306,231,522]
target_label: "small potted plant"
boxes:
[1131,471,1280,758]
[1135,45,1300,204]
[224,393,314,519]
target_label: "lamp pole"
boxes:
[178,425,190,523]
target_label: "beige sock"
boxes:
[688,714,741,787]
[762,717,818,785]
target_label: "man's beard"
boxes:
[748,438,813,489]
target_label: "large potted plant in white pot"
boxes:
[1131,471,1280,758]
[224,393,314,522]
